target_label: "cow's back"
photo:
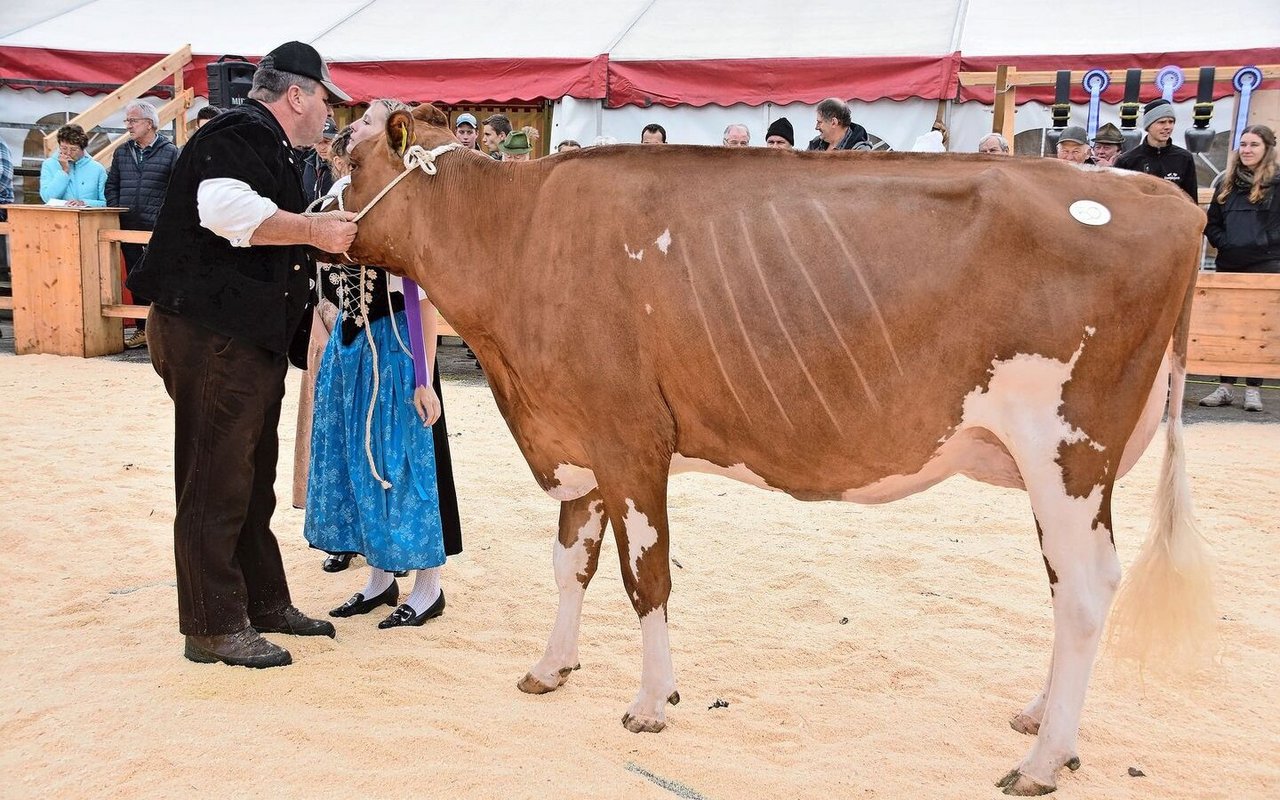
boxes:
[514,150,1202,496]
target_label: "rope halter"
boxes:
[348,141,463,223]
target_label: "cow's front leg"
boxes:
[598,478,678,733]
[519,491,607,694]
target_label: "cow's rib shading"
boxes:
[678,240,753,423]
[708,221,796,429]
[767,202,879,410]
[812,199,905,377]
[736,210,847,431]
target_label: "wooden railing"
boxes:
[45,46,195,163]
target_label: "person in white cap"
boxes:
[455,112,480,150]
[1113,98,1198,200]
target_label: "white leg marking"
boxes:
[960,332,1119,790]
[527,500,605,688]
[547,463,599,501]
[766,202,879,410]
[811,199,905,377]
[655,228,672,254]
[677,240,753,423]
[624,608,678,731]
[708,221,795,429]
[623,500,659,583]
[735,210,850,427]
[624,244,644,261]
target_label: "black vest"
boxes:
[127,99,312,358]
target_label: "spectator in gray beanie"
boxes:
[1114,98,1197,200]
[765,118,794,149]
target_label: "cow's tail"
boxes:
[1107,270,1217,673]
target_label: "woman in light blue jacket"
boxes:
[40,124,106,207]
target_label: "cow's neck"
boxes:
[400,152,545,350]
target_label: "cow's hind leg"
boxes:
[997,445,1120,795]
[592,469,678,733]
[519,490,607,694]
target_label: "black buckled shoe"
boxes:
[323,553,354,573]
[378,592,445,629]
[329,580,399,618]
[184,627,292,668]
[252,605,336,638]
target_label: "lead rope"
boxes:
[302,142,460,489]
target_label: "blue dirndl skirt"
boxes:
[303,310,445,571]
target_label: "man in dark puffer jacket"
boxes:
[106,100,179,347]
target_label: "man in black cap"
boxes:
[127,41,358,669]
[765,118,794,149]
[1113,99,1198,200]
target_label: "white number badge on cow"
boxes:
[1069,199,1111,226]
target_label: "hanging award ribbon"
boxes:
[1231,67,1263,149]
[1083,69,1110,141]
[1155,65,1184,102]
[400,276,429,390]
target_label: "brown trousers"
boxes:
[147,308,292,635]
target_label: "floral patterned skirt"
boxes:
[303,310,445,571]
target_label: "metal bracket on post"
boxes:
[1046,70,1072,151]
[1185,67,1217,153]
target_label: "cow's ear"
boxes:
[386,109,414,157]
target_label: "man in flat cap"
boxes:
[128,41,358,669]
[1114,99,1198,200]
[1055,126,1091,164]
[1090,122,1125,167]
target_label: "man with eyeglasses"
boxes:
[106,100,180,348]
[127,41,358,670]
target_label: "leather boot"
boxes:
[184,627,292,668]
[252,605,337,638]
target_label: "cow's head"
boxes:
[343,102,456,267]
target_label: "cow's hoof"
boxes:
[621,711,666,733]
[517,665,574,695]
[1066,757,1081,772]
[996,769,1056,796]
[1010,713,1041,736]
[668,691,680,706]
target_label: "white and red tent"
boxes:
[2,0,1277,154]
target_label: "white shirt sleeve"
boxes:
[197,178,279,247]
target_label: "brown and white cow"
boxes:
[342,104,1215,796]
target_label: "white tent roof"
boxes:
[1,0,1276,106]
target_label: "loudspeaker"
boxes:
[206,56,256,109]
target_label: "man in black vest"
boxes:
[127,41,357,669]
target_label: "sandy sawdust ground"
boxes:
[0,348,1276,799]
